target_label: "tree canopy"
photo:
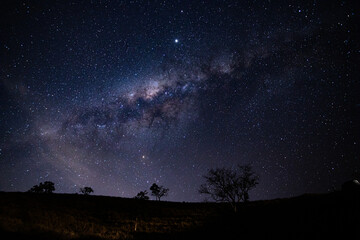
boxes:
[150,183,169,201]
[199,164,259,212]
[134,190,150,200]
[80,187,94,195]
[28,181,55,194]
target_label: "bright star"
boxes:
[174,39,179,43]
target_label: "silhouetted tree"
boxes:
[150,183,169,201]
[238,165,259,202]
[134,190,150,200]
[28,181,55,193]
[199,164,259,212]
[79,187,94,195]
[28,184,42,193]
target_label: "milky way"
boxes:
[0,0,359,201]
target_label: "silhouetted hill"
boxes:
[0,191,358,239]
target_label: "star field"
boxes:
[0,0,359,201]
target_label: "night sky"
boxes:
[0,0,359,202]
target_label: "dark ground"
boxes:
[0,191,359,239]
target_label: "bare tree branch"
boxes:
[199,164,259,212]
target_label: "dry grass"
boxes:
[0,191,359,239]
[0,192,222,239]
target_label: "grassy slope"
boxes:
[0,191,359,239]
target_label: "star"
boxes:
[0,0,358,203]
